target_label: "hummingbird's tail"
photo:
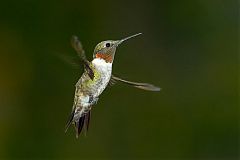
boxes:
[65,108,91,138]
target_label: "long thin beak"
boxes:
[114,33,142,46]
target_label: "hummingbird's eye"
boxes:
[105,43,111,47]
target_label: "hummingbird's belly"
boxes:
[75,58,112,109]
[93,73,111,96]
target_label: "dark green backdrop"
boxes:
[0,0,238,159]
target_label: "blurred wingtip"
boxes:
[152,87,161,92]
[135,85,161,92]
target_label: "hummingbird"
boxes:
[65,33,160,138]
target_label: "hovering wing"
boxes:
[56,52,81,69]
[111,75,161,91]
[71,35,94,80]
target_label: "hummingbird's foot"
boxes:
[89,95,99,105]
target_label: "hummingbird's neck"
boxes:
[92,58,113,66]
[95,52,114,63]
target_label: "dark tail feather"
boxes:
[76,116,85,138]
[85,111,91,131]
[65,109,75,133]
[65,109,91,138]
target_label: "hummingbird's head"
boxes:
[93,33,142,63]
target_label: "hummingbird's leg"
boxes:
[89,95,99,105]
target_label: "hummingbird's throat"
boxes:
[95,53,113,63]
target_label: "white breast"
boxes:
[92,58,112,97]
[92,58,112,73]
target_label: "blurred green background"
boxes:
[0,0,238,159]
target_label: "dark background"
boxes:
[0,0,238,159]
